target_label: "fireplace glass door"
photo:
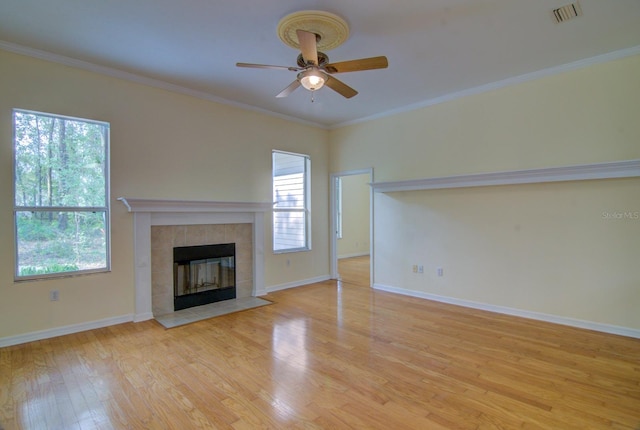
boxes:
[175,256,234,295]
[173,243,236,310]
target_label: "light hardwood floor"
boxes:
[338,255,370,288]
[1,257,639,429]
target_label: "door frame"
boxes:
[329,168,374,286]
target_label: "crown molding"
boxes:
[0,40,327,130]
[371,159,640,193]
[2,40,639,130]
[333,45,640,129]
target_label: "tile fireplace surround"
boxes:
[118,198,272,322]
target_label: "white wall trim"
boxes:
[118,198,272,213]
[133,312,155,323]
[331,168,374,177]
[373,283,640,339]
[329,169,374,285]
[5,40,638,131]
[0,314,134,348]
[371,159,640,193]
[333,45,640,129]
[0,40,327,130]
[267,275,331,293]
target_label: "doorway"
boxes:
[330,169,373,286]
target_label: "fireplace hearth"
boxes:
[173,243,236,311]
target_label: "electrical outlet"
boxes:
[50,290,60,301]
[418,265,424,274]
[437,267,444,277]
[412,265,418,273]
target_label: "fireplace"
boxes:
[117,198,271,321]
[173,243,236,311]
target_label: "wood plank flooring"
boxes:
[1,257,639,429]
[338,255,370,287]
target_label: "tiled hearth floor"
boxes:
[154,296,272,328]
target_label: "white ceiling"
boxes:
[1,0,640,128]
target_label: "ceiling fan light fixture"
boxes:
[298,69,325,91]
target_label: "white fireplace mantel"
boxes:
[118,198,272,322]
[118,198,273,213]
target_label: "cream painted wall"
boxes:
[329,54,640,331]
[337,174,370,258]
[0,50,329,340]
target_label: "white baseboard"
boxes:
[133,312,154,323]
[0,314,135,348]
[267,275,332,293]
[254,288,268,297]
[373,283,640,339]
[0,276,328,347]
[7,283,634,347]
[338,252,370,259]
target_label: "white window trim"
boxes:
[272,150,311,254]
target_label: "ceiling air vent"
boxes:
[552,2,583,23]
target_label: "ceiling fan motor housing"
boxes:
[297,52,329,68]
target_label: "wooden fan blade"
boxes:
[324,76,358,99]
[276,80,301,98]
[324,56,388,74]
[296,29,318,66]
[236,62,300,72]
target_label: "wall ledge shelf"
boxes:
[371,159,640,193]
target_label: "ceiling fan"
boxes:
[236,29,388,99]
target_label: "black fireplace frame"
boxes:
[173,243,236,311]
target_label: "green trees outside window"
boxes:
[13,110,110,279]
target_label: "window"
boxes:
[272,150,310,252]
[13,109,110,280]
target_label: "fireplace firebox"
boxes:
[173,243,236,311]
